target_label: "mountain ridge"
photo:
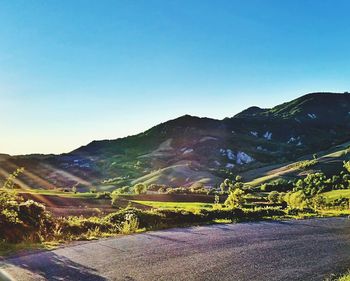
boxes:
[2,92,350,190]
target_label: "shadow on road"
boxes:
[5,251,107,281]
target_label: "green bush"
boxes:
[0,191,54,242]
[225,189,245,208]
[105,208,163,229]
[243,207,285,218]
[95,192,111,199]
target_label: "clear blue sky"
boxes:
[1,0,350,155]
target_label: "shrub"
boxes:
[134,183,147,194]
[119,213,140,234]
[0,190,54,242]
[283,190,310,210]
[105,208,163,229]
[244,207,285,219]
[225,189,245,208]
[200,208,245,221]
[113,186,132,195]
[111,193,119,207]
[95,192,111,199]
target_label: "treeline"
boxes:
[262,161,350,211]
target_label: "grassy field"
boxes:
[132,200,214,210]
[17,188,97,198]
[322,190,350,201]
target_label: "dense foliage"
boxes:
[261,161,350,211]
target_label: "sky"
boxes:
[1,0,350,155]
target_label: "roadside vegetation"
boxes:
[327,270,350,281]
[1,160,350,256]
[337,271,350,281]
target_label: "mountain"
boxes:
[1,92,350,190]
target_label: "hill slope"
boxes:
[1,92,350,190]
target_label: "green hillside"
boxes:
[1,92,350,192]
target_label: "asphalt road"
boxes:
[1,217,350,281]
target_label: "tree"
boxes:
[134,183,146,194]
[220,179,233,194]
[283,190,309,210]
[111,193,119,207]
[225,188,245,208]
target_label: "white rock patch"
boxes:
[236,151,254,165]
[263,131,272,140]
[307,113,317,119]
[250,131,258,137]
[287,137,296,144]
[183,148,194,155]
[220,149,254,165]
[226,149,236,160]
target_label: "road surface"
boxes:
[1,217,350,281]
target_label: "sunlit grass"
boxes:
[132,200,213,210]
[0,241,59,257]
[322,190,350,201]
[318,209,350,216]
[17,189,97,199]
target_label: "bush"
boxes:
[119,213,140,234]
[200,208,245,221]
[225,189,245,208]
[244,207,285,219]
[105,208,163,229]
[95,192,111,199]
[0,191,54,243]
[283,190,310,210]
[111,192,119,207]
[133,183,147,194]
[59,216,115,237]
